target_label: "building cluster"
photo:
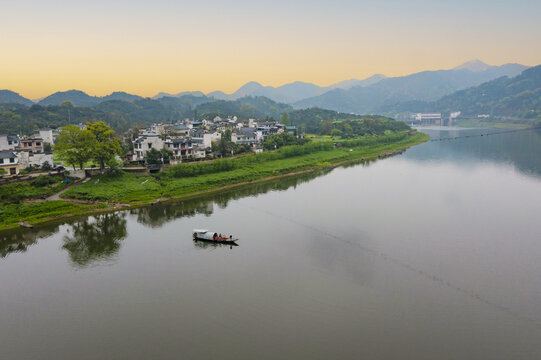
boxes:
[129,117,295,163]
[411,111,492,126]
[0,129,55,176]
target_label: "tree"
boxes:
[280,112,291,126]
[330,129,343,138]
[319,119,333,135]
[41,161,52,171]
[146,148,162,165]
[212,129,234,157]
[86,122,121,170]
[43,142,53,154]
[160,148,173,164]
[54,125,94,170]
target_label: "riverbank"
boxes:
[453,119,531,129]
[0,132,429,231]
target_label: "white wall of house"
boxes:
[192,132,221,148]
[232,131,261,145]
[0,152,20,175]
[132,135,165,161]
[38,129,55,144]
[17,152,54,168]
[0,135,18,151]
[192,147,206,159]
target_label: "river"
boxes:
[1,127,541,359]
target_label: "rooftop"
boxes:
[0,152,17,159]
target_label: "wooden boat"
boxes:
[193,229,238,243]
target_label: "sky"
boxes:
[1,0,540,99]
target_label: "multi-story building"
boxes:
[256,121,284,139]
[232,127,262,145]
[19,138,44,154]
[165,138,194,162]
[191,130,221,149]
[37,128,55,144]
[413,113,442,125]
[132,133,165,161]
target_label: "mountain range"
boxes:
[0,60,531,114]
[381,64,541,120]
[293,61,528,113]
[1,63,540,136]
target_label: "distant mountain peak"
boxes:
[454,60,491,72]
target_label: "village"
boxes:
[0,116,298,177]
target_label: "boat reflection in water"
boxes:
[193,238,239,250]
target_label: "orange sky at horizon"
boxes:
[2,0,540,99]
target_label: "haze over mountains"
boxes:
[293,61,528,113]
[0,61,527,112]
[0,60,528,122]
[382,64,541,119]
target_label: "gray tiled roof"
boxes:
[0,152,16,159]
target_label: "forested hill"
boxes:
[380,64,541,121]
[0,90,34,106]
[194,96,293,119]
[0,95,355,135]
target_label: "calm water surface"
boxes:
[2,127,541,359]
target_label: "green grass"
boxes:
[53,150,99,168]
[0,201,104,230]
[63,132,428,203]
[0,175,68,203]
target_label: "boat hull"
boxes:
[193,237,238,243]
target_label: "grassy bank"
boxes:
[0,175,68,203]
[0,132,428,231]
[0,201,108,231]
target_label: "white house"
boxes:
[165,138,194,163]
[0,151,20,175]
[17,152,54,169]
[132,133,165,161]
[37,128,54,144]
[232,128,262,145]
[191,130,221,148]
[0,135,19,151]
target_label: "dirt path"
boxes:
[46,177,91,201]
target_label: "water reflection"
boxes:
[62,213,127,268]
[407,127,541,177]
[0,224,61,258]
[0,170,331,262]
[133,169,332,228]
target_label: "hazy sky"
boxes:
[1,0,540,99]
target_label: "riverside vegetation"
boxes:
[0,130,428,231]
